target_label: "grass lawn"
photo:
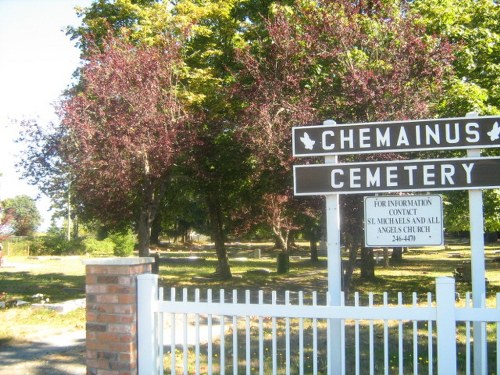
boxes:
[0,255,86,302]
[0,240,499,347]
[157,240,500,303]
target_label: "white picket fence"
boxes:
[137,275,500,375]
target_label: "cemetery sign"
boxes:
[293,157,500,195]
[293,116,500,157]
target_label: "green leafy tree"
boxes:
[61,33,188,257]
[234,0,454,280]
[20,3,190,255]
[411,0,500,236]
[170,0,261,279]
[17,117,77,241]
[1,195,41,236]
[410,0,499,115]
[66,0,253,278]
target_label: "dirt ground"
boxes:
[0,329,86,375]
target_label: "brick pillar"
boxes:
[84,257,154,375]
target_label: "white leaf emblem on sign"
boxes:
[487,122,500,141]
[300,132,315,150]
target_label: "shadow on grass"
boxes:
[159,253,500,304]
[0,336,85,375]
[0,271,85,302]
[162,314,499,374]
[0,337,14,347]
[159,259,329,295]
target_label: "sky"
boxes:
[0,0,92,231]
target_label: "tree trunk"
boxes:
[137,177,167,257]
[207,195,231,279]
[343,247,359,297]
[383,248,390,268]
[360,247,375,280]
[310,232,318,262]
[137,209,151,257]
[277,252,290,273]
[273,228,289,253]
[287,230,296,249]
[391,247,403,264]
[72,213,79,241]
[150,212,162,245]
[274,237,281,249]
[274,228,290,274]
[308,222,322,262]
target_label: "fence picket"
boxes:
[383,292,389,375]
[354,292,360,375]
[413,293,418,374]
[340,291,346,375]
[398,292,403,375]
[312,291,318,375]
[207,289,213,375]
[466,292,471,375]
[170,287,176,375]
[479,295,488,375]
[369,293,374,375]
[220,289,225,375]
[245,290,250,375]
[497,294,500,375]
[427,292,433,375]
[232,289,238,375]
[195,289,200,375]
[258,290,264,375]
[183,288,188,375]
[158,287,164,375]
[272,291,277,375]
[285,291,291,375]
[299,291,304,375]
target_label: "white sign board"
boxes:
[364,195,443,247]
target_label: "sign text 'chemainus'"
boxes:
[293,116,500,157]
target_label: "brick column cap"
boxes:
[83,257,154,266]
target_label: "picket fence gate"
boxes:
[137,275,499,375]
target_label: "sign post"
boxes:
[466,112,487,374]
[322,120,343,373]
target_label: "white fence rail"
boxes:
[137,276,500,375]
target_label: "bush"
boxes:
[3,237,31,256]
[29,235,84,255]
[82,237,115,256]
[109,230,136,257]
[28,237,50,255]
